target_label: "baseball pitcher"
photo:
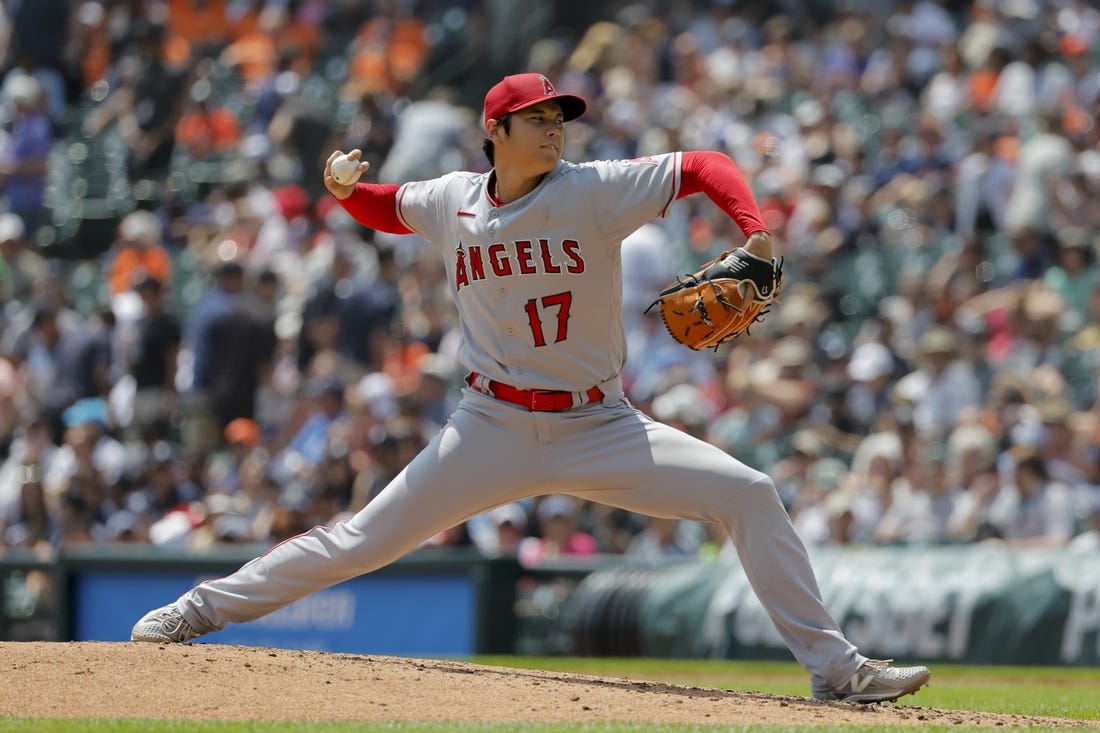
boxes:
[132,73,930,704]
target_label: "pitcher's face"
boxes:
[489,100,565,175]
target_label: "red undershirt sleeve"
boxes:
[677,150,769,237]
[336,183,414,235]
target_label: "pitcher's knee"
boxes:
[698,469,777,512]
[739,472,784,510]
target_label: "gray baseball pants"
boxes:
[178,388,865,689]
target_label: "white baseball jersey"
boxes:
[395,153,682,393]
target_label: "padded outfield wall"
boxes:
[560,545,1100,666]
[1,544,1097,665]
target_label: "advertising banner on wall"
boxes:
[568,546,1100,666]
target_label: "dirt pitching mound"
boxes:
[0,642,1089,727]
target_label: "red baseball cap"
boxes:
[482,73,587,130]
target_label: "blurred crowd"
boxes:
[1,0,1100,570]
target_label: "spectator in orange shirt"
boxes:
[108,210,173,299]
[226,0,318,77]
[219,33,277,90]
[279,0,321,75]
[175,83,241,159]
[347,13,429,96]
[166,0,227,55]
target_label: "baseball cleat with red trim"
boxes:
[131,603,202,643]
[813,659,931,703]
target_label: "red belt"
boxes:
[466,372,603,412]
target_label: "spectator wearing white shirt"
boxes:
[894,326,982,440]
[874,444,957,545]
[986,449,1078,548]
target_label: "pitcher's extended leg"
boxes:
[557,404,864,689]
[180,394,553,633]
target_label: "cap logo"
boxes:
[540,75,556,96]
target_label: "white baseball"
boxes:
[331,154,361,186]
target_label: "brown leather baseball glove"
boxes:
[646,248,783,350]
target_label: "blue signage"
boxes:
[73,569,477,655]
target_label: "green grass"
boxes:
[2,723,1090,733]
[476,656,1100,722]
[4,657,1098,732]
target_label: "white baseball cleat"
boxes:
[130,603,202,643]
[814,659,931,704]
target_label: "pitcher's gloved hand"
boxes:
[647,247,783,350]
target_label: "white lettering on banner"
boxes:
[945,588,978,659]
[840,589,955,657]
[701,575,753,652]
[732,595,783,646]
[1061,587,1100,663]
[721,585,964,656]
[254,590,356,630]
[695,552,1002,661]
[703,566,978,659]
[912,605,948,658]
[812,574,978,660]
[673,548,1100,663]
